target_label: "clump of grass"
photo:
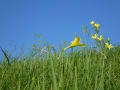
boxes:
[0,21,120,90]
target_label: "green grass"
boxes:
[0,45,120,90]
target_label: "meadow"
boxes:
[0,21,120,90]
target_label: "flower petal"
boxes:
[78,43,86,47]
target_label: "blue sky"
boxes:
[0,0,120,57]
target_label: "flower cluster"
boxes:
[92,34,103,42]
[64,21,114,51]
[91,20,114,50]
[91,21,100,29]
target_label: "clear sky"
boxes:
[0,0,120,57]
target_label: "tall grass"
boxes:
[0,21,120,90]
[0,45,120,90]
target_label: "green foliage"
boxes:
[0,45,120,90]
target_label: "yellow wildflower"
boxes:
[97,35,103,42]
[64,33,86,50]
[92,34,98,40]
[105,42,114,50]
[107,38,110,42]
[94,24,100,29]
[90,21,95,25]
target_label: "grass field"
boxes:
[0,21,120,90]
[0,45,120,90]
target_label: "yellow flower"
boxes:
[105,42,114,50]
[107,38,110,42]
[90,21,95,25]
[97,35,103,42]
[64,33,86,50]
[94,24,100,29]
[92,34,98,40]
[90,21,100,29]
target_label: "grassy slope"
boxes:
[0,46,120,90]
